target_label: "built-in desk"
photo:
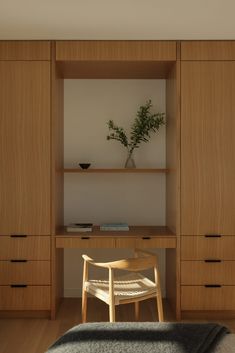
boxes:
[53,226,177,319]
[55,226,176,249]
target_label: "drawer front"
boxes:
[181,261,235,285]
[0,236,51,260]
[0,285,51,310]
[0,261,50,285]
[56,237,115,248]
[136,237,176,249]
[116,237,176,248]
[181,236,235,260]
[181,286,235,310]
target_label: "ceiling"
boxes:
[1,0,235,40]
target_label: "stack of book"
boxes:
[66,223,93,232]
[100,223,129,231]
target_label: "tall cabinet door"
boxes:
[181,61,235,235]
[0,61,51,235]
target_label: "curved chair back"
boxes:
[82,253,156,272]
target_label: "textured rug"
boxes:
[46,322,230,353]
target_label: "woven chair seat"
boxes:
[85,272,157,305]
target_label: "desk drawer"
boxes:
[115,237,176,248]
[136,237,176,248]
[56,237,115,248]
[0,261,50,285]
[181,286,235,310]
[0,236,51,260]
[181,261,235,285]
[181,236,235,260]
[0,285,51,310]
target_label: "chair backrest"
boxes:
[82,253,157,272]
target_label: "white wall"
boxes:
[2,0,235,39]
[64,79,166,297]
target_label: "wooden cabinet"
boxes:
[180,57,235,316]
[181,61,235,235]
[0,61,51,235]
[0,47,52,315]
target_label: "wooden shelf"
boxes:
[56,226,175,238]
[63,168,169,174]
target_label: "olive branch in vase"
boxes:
[106,100,165,168]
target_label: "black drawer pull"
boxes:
[204,259,222,263]
[10,259,27,263]
[81,237,90,240]
[10,234,27,238]
[142,237,151,240]
[205,234,221,238]
[204,284,221,288]
[10,284,27,288]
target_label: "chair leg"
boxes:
[81,289,87,323]
[109,268,115,322]
[82,258,89,323]
[109,302,115,322]
[156,292,164,322]
[154,264,164,322]
[134,302,139,321]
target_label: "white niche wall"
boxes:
[64,79,166,297]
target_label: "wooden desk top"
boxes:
[56,226,175,238]
[55,226,176,249]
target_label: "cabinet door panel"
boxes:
[0,61,51,235]
[181,62,235,235]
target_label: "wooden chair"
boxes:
[81,249,164,323]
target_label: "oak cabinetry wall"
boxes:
[0,42,51,313]
[0,40,234,318]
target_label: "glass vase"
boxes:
[125,152,136,168]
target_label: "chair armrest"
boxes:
[82,254,111,269]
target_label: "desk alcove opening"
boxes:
[51,41,180,320]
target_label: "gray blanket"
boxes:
[46,322,230,353]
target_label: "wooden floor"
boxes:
[0,298,235,353]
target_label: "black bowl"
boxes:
[79,163,91,169]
